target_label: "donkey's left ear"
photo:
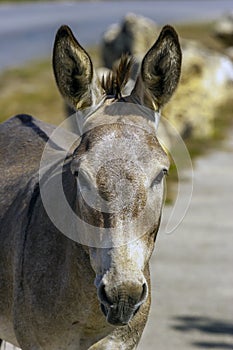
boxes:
[53,25,104,110]
[131,25,182,110]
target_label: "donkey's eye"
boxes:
[151,169,168,187]
[71,158,81,177]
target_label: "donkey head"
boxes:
[53,25,181,326]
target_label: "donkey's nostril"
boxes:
[98,281,149,324]
[99,281,148,306]
[98,283,112,306]
[140,283,148,303]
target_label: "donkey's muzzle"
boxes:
[98,281,148,326]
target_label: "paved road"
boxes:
[138,132,233,349]
[0,0,233,69]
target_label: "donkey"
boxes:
[0,25,181,349]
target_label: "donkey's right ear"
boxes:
[131,25,182,111]
[53,25,104,110]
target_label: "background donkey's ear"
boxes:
[53,25,103,110]
[131,25,182,110]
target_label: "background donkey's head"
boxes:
[52,25,181,326]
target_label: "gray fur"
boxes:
[0,25,181,349]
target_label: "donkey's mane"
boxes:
[101,55,133,98]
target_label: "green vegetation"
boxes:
[185,101,233,158]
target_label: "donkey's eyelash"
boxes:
[73,170,79,177]
[151,169,168,187]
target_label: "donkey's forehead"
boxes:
[74,122,168,171]
[81,122,161,151]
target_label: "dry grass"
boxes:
[0,46,101,125]
[0,59,64,125]
[175,20,226,52]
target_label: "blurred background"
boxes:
[0,1,232,349]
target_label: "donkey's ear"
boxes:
[131,25,182,110]
[53,25,103,110]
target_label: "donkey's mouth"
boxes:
[100,302,139,327]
